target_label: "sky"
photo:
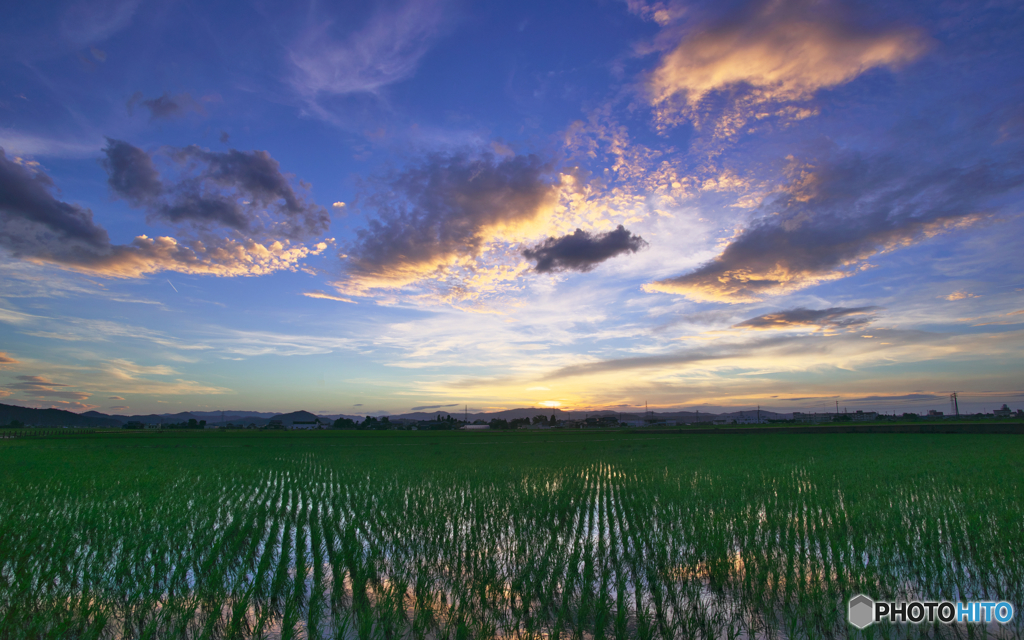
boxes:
[1,0,1022,417]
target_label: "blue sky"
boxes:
[1,0,1022,417]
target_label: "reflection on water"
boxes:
[2,456,1022,639]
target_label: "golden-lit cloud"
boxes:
[945,290,979,301]
[646,148,1021,303]
[0,351,18,366]
[650,0,929,107]
[303,290,357,303]
[734,306,879,331]
[333,152,565,298]
[0,146,331,278]
[3,374,90,401]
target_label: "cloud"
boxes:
[102,359,176,381]
[107,396,125,400]
[290,0,450,111]
[4,375,90,401]
[102,139,163,206]
[646,149,1024,302]
[650,0,929,107]
[1,148,111,248]
[0,145,330,278]
[0,352,19,366]
[109,405,129,411]
[103,139,330,238]
[523,225,647,273]
[60,0,140,46]
[845,393,945,403]
[945,290,979,301]
[0,129,103,158]
[48,401,98,412]
[126,92,205,120]
[337,151,561,295]
[303,291,356,303]
[735,306,880,331]
[410,403,461,411]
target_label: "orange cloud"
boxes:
[651,0,929,107]
[333,152,564,298]
[945,290,979,301]
[42,236,329,279]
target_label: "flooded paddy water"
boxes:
[0,431,1022,639]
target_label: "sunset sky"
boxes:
[1,0,1022,417]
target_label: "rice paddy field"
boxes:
[1,430,1022,640]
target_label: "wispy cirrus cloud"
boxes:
[59,0,140,46]
[4,374,90,401]
[410,403,460,411]
[645,148,1024,302]
[289,0,451,118]
[734,306,880,331]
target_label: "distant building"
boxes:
[927,410,944,417]
[287,420,323,430]
[792,412,835,423]
[994,404,1013,418]
[850,410,878,421]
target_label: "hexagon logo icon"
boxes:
[849,594,875,629]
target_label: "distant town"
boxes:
[1,402,1021,430]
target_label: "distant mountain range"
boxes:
[1,402,791,428]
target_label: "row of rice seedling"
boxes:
[1,434,1021,639]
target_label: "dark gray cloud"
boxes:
[846,393,946,403]
[4,375,90,401]
[1,146,328,278]
[341,151,559,292]
[127,91,204,120]
[647,148,1024,302]
[410,403,460,411]
[735,306,880,330]
[523,225,647,273]
[101,139,163,206]
[103,140,329,238]
[1,149,110,251]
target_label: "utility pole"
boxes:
[950,393,959,418]
[757,405,760,424]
